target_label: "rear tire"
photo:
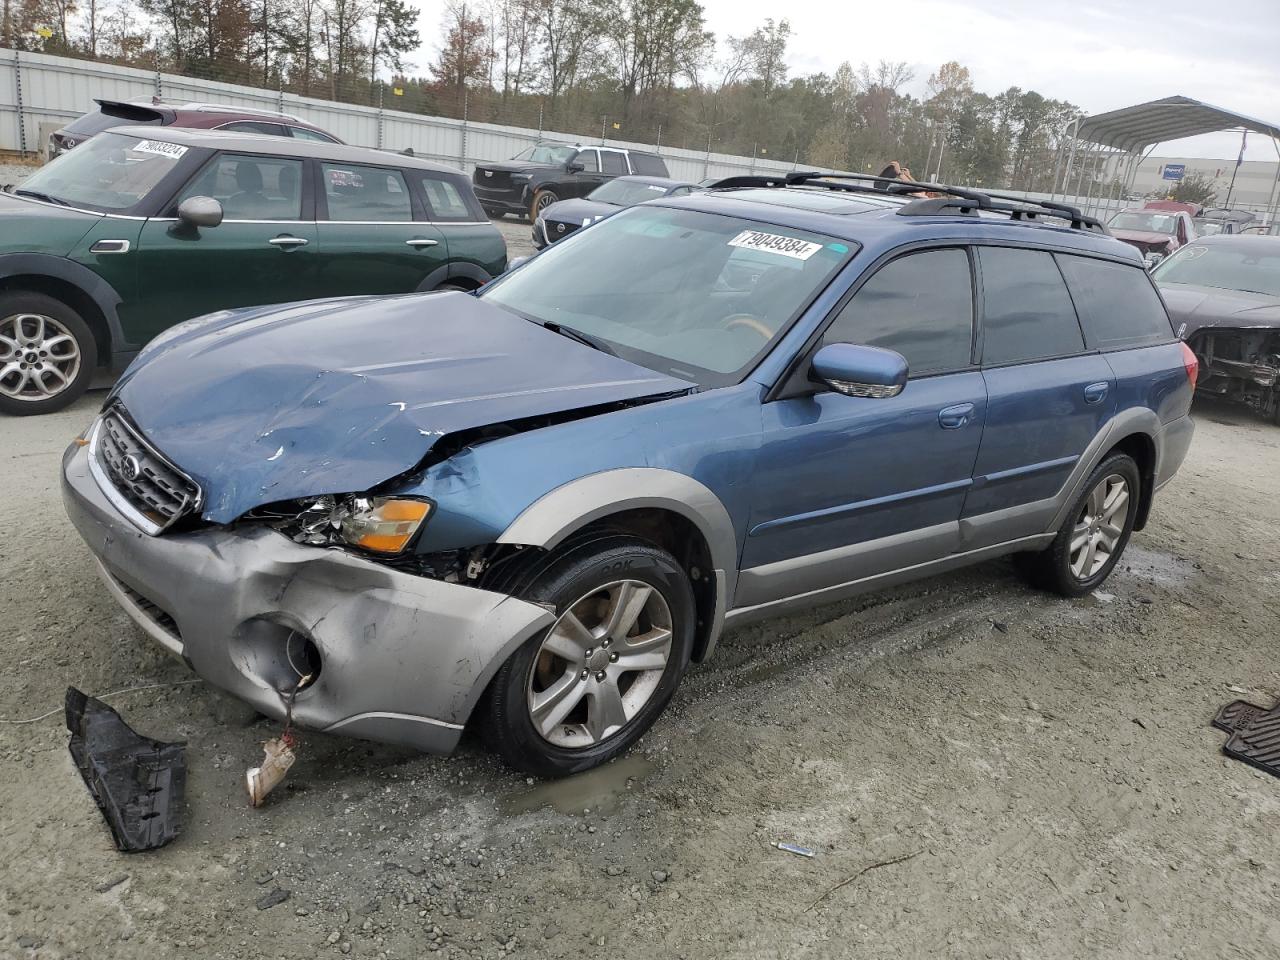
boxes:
[482,536,694,777]
[0,291,97,416]
[1019,453,1141,598]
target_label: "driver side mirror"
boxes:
[811,342,908,398]
[177,196,224,229]
[566,161,584,174]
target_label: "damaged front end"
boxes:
[1187,327,1280,422]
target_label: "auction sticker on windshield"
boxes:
[134,140,188,159]
[728,230,823,260]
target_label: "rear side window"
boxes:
[629,153,668,176]
[218,121,288,137]
[414,174,474,221]
[823,248,974,377]
[978,247,1085,365]
[322,163,412,221]
[600,151,627,175]
[1056,255,1173,349]
[289,126,337,143]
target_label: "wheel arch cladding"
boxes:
[0,254,126,362]
[1107,432,1157,531]
[0,272,112,365]
[496,468,737,663]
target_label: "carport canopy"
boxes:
[1076,95,1280,153]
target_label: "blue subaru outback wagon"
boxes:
[62,172,1197,776]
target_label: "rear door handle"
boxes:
[405,238,439,248]
[1084,382,1109,404]
[938,402,976,429]
[268,236,308,249]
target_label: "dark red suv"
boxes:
[48,99,342,158]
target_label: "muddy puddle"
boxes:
[500,753,655,817]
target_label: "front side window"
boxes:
[481,206,852,386]
[1153,242,1280,297]
[322,163,412,221]
[290,126,337,143]
[1057,255,1173,349]
[177,153,303,220]
[979,247,1085,365]
[823,248,974,376]
[600,151,627,175]
[17,132,185,212]
[573,150,599,173]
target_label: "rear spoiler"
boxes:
[95,99,174,124]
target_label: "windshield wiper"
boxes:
[15,188,71,207]
[540,321,617,356]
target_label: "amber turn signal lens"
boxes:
[340,498,432,554]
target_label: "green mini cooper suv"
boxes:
[0,127,507,415]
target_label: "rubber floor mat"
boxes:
[1213,698,1280,779]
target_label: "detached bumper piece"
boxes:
[1213,698,1280,780]
[65,687,187,852]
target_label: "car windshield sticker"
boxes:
[133,140,187,159]
[728,230,823,261]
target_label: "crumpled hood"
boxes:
[1111,229,1176,250]
[0,191,99,255]
[542,198,616,227]
[111,293,693,523]
[1159,283,1280,338]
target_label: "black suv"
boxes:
[473,143,670,221]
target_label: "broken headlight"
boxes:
[280,495,433,554]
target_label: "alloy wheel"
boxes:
[1069,473,1129,579]
[0,313,82,403]
[526,579,674,748]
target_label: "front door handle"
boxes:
[1084,382,1109,404]
[938,402,976,429]
[405,238,439,248]
[268,235,308,249]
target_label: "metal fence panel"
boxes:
[0,47,822,183]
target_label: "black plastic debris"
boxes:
[65,687,187,852]
[1213,698,1280,780]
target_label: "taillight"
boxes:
[1180,341,1199,391]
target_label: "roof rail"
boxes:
[182,102,302,122]
[707,170,1107,233]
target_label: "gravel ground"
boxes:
[2,392,1279,959]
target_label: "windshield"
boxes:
[17,132,185,212]
[1153,243,1280,297]
[1109,212,1177,235]
[481,205,852,386]
[511,144,577,165]
[588,179,673,206]
[1193,219,1224,236]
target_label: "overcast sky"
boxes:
[414,0,1280,160]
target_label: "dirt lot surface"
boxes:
[4,345,1280,954]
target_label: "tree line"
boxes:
[2,0,1087,191]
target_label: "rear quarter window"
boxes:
[1055,255,1174,350]
[629,153,669,176]
[978,247,1085,365]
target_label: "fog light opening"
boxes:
[285,632,322,692]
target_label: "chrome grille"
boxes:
[90,409,200,534]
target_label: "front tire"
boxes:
[0,291,97,416]
[482,537,695,777]
[529,189,558,223]
[1020,453,1141,597]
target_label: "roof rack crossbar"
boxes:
[706,169,1107,232]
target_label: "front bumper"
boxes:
[61,442,555,754]
[473,185,530,215]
